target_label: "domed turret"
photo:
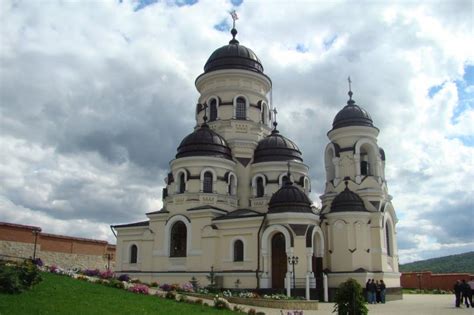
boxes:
[332,90,376,130]
[203,28,264,74]
[268,178,313,213]
[176,123,232,160]
[253,126,303,163]
[330,181,367,212]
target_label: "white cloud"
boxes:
[0,0,472,263]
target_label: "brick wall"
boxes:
[401,271,474,291]
[0,221,116,270]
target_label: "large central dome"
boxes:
[203,28,264,74]
[253,129,303,163]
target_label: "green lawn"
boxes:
[0,272,237,315]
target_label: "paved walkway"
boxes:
[219,294,474,315]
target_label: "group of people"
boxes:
[454,279,473,308]
[366,279,386,304]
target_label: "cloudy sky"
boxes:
[1,0,472,264]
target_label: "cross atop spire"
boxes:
[272,107,278,130]
[229,10,239,44]
[347,76,353,101]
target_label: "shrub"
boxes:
[233,305,245,312]
[150,281,159,287]
[130,278,142,284]
[180,282,194,292]
[333,278,368,315]
[117,274,130,282]
[247,308,256,315]
[128,283,149,295]
[108,279,125,289]
[177,295,188,303]
[194,298,203,305]
[77,275,88,281]
[83,269,100,277]
[32,258,43,267]
[99,270,114,279]
[165,291,176,300]
[19,260,42,288]
[256,312,266,315]
[160,283,172,292]
[0,260,42,294]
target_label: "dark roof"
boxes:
[146,208,169,215]
[213,209,263,221]
[204,28,264,74]
[332,92,376,130]
[176,123,232,160]
[112,221,149,228]
[330,182,367,213]
[268,180,313,214]
[253,129,303,163]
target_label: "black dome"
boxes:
[332,92,375,130]
[176,124,232,160]
[330,182,367,212]
[253,129,303,163]
[268,180,313,214]
[204,29,264,74]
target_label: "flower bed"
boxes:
[226,296,318,310]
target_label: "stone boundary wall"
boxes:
[0,221,115,270]
[401,272,474,291]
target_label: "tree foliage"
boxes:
[333,278,368,315]
[399,251,474,273]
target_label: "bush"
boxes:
[108,279,125,289]
[128,283,149,294]
[180,282,194,292]
[117,274,130,282]
[99,270,114,279]
[177,295,188,303]
[150,281,159,287]
[165,291,176,300]
[160,283,172,292]
[213,296,231,310]
[194,298,203,305]
[0,260,42,294]
[83,269,100,277]
[32,258,43,267]
[333,278,368,315]
[247,308,256,315]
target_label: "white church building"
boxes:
[112,26,401,301]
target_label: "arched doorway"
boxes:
[271,232,287,289]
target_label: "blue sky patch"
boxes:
[296,43,309,53]
[428,84,443,97]
[214,20,230,32]
[134,0,197,11]
[230,0,243,6]
[323,35,338,50]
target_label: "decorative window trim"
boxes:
[200,168,217,193]
[383,216,395,257]
[261,101,268,125]
[233,95,249,120]
[227,172,238,196]
[128,243,138,264]
[175,168,188,193]
[252,174,267,197]
[164,215,192,257]
[303,176,311,194]
[278,173,294,187]
[207,96,219,121]
[230,236,246,262]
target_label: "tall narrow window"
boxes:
[385,222,392,257]
[256,177,264,197]
[261,104,267,125]
[170,221,187,257]
[234,240,244,262]
[203,171,213,193]
[281,175,289,186]
[130,244,138,263]
[178,172,185,194]
[236,97,246,120]
[209,99,217,122]
[228,174,236,195]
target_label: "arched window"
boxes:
[209,98,218,122]
[234,240,244,262]
[228,173,237,195]
[236,97,246,120]
[170,221,187,257]
[360,150,370,176]
[130,244,138,264]
[256,177,264,197]
[178,172,185,194]
[203,171,213,193]
[385,222,392,257]
[261,102,268,125]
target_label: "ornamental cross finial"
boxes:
[272,107,278,129]
[230,10,239,29]
[347,76,353,101]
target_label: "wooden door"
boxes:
[271,232,287,289]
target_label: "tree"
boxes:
[333,278,368,315]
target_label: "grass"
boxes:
[0,272,238,315]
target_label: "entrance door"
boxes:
[312,256,324,299]
[271,232,287,289]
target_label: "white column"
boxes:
[354,155,361,183]
[286,272,291,297]
[323,273,328,302]
[305,275,310,300]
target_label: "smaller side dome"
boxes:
[330,182,367,212]
[176,124,232,160]
[268,179,312,213]
[253,129,303,163]
[332,91,375,130]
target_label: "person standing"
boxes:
[461,279,471,308]
[369,279,377,304]
[375,280,381,303]
[454,280,462,308]
[379,280,386,304]
[468,279,474,307]
[366,279,371,303]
